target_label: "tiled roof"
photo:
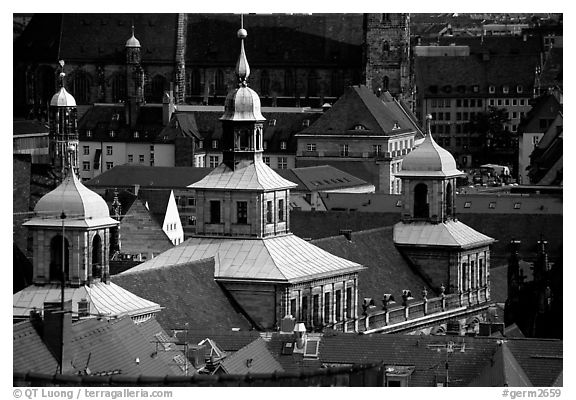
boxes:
[540,47,562,89]
[505,338,563,387]
[318,333,499,386]
[518,94,561,133]
[13,282,161,320]
[159,112,202,141]
[289,165,371,192]
[393,220,495,249]
[189,159,298,191]
[13,321,58,374]
[13,14,62,61]
[138,189,172,226]
[13,119,50,136]
[182,329,261,352]
[219,338,284,375]
[298,85,419,137]
[312,227,435,311]
[437,35,542,57]
[122,234,363,284]
[86,165,213,189]
[111,258,253,331]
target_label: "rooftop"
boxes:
[393,220,495,249]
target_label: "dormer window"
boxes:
[280,141,287,150]
[109,130,116,138]
[269,119,277,126]
[353,124,366,131]
[385,365,415,387]
[392,121,401,130]
[302,119,310,127]
[133,131,139,138]
[516,85,524,93]
[111,113,120,121]
[86,130,92,138]
[503,85,509,94]
[212,140,218,149]
[472,85,480,93]
[198,140,204,149]
[489,85,496,94]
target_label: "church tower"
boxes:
[363,13,411,103]
[394,115,494,298]
[125,25,144,128]
[49,61,78,180]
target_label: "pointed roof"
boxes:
[125,25,141,48]
[397,115,464,178]
[24,172,118,228]
[218,337,284,375]
[393,220,494,249]
[120,234,363,284]
[189,159,297,191]
[296,85,419,137]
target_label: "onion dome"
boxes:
[125,25,141,48]
[397,115,464,178]
[27,172,118,227]
[50,72,76,107]
[220,28,265,122]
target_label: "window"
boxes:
[497,99,503,106]
[106,146,113,155]
[414,183,429,218]
[128,154,133,163]
[212,140,218,149]
[280,141,287,150]
[489,202,496,209]
[373,144,382,155]
[335,290,342,322]
[489,85,496,94]
[209,156,219,168]
[517,85,523,93]
[307,143,317,152]
[150,153,155,161]
[340,144,349,157]
[505,99,510,106]
[514,202,521,209]
[83,162,90,171]
[188,216,196,226]
[301,295,308,321]
[269,119,277,127]
[210,201,221,224]
[477,99,483,107]
[106,162,113,170]
[266,201,273,224]
[139,155,145,163]
[278,157,287,169]
[198,140,204,149]
[237,201,248,224]
[82,146,90,155]
[489,99,495,106]
[150,145,154,152]
[86,130,92,138]
[503,85,509,94]
[187,197,195,207]
[324,292,331,324]
[346,287,352,318]
[133,131,139,138]
[520,99,526,106]
[109,130,116,138]
[263,156,270,166]
[278,199,285,222]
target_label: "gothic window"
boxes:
[307,70,318,97]
[413,183,429,218]
[260,70,270,96]
[284,70,294,96]
[148,75,167,103]
[50,235,69,282]
[215,69,225,94]
[92,233,103,279]
[71,70,92,104]
[382,41,390,57]
[110,73,126,103]
[445,182,453,218]
[383,76,390,91]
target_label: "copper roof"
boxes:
[121,234,363,284]
[393,220,495,249]
[13,281,161,319]
[189,159,297,191]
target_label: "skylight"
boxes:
[304,339,320,358]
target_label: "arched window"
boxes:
[110,73,126,103]
[71,70,92,104]
[413,183,429,218]
[382,41,390,56]
[284,70,294,96]
[92,233,103,279]
[445,182,453,218]
[50,235,69,282]
[260,70,270,96]
[383,76,390,91]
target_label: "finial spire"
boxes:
[425,113,433,137]
[58,60,66,88]
[235,15,250,86]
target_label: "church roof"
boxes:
[397,128,464,178]
[13,281,160,320]
[189,159,297,191]
[121,233,363,284]
[393,220,495,249]
[50,86,76,107]
[297,85,419,137]
[24,172,119,228]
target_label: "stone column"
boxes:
[319,284,325,326]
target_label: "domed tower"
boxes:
[125,25,144,127]
[394,115,494,298]
[15,171,160,322]
[49,61,78,180]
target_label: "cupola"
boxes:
[125,25,141,48]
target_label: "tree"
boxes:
[467,106,510,162]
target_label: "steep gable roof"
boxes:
[111,258,253,331]
[218,337,284,375]
[13,321,58,374]
[298,86,418,137]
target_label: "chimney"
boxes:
[280,314,296,334]
[43,301,73,374]
[339,229,352,241]
[294,323,307,349]
[133,184,140,196]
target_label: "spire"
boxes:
[57,60,66,88]
[235,15,250,86]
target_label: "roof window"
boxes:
[269,119,277,126]
[302,119,310,127]
[464,201,471,208]
[303,338,320,358]
[489,85,496,94]
[514,202,521,209]
[489,202,496,209]
[516,85,524,93]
